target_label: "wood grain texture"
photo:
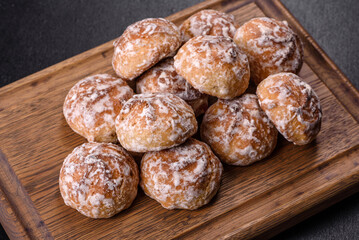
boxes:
[0,151,53,239]
[0,0,358,239]
[0,187,30,240]
[257,0,359,123]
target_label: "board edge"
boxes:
[0,150,53,240]
[174,145,359,239]
[0,0,358,239]
[0,187,30,240]
[257,0,359,123]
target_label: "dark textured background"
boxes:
[0,0,358,239]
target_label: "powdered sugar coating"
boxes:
[174,35,250,99]
[136,58,208,116]
[63,74,134,142]
[201,94,277,166]
[257,72,322,145]
[115,93,198,152]
[59,142,139,218]
[141,138,223,210]
[112,18,181,80]
[180,9,239,42]
[137,58,203,101]
[234,17,303,85]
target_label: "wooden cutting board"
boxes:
[1,0,359,239]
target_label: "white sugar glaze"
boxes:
[180,9,238,42]
[113,18,181,80]
[63,74,133,142]
[141,139,223,209]
[202,94,277,165]
[236,17,302,70]
[59,143,138,218]
[234,17,303,84]
[136,58,203,101]
[257,72,322,144]
[174,35,249,98]
[116,93,197,152]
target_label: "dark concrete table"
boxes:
[0,0,358,239]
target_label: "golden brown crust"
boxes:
[136,58,203,101]
[201,94,277,166]
[174,36,250,99]
[63,74,134,142]
[59,142,139,218]
[234,17,303,85]
[256,73,322,145]
[136,58,208,116]
[140,138,223,210]
[112,18,181,80]
[115,93,198,152]
[179,9,239,42]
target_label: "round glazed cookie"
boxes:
[234,17,303,85]
[140,138,223,210]
[112,18,181,80]
[256,73,322,145]
[59,142,139,218]
[174,35,250,99]
[115,93,198,152]
[136,58,208,116]
[201,94,277,166]
[179,9,239,42]
[63,74,134,143]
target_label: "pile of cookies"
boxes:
[59,9,322,218]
